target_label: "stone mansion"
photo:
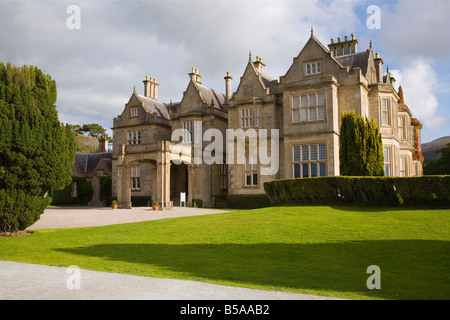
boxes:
[111,32,423,209]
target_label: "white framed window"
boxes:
[245,156,258,186]
[240,108,260,128]
[398,115,408,140]
[293,144,326,178]
[292,93,325,123]
[183,121,193,143]
[131,165,140,191]
[127,131,141,145]
[400,156,407,177]
[383,146,391,176]
[130,106,139,118]
[305,61,321,75]
[381,98,391,126]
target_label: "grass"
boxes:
[0,205,449,300]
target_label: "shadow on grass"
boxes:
[56,240,450,300]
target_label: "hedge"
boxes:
[263,176,450,207]
[51,176,91,206]
[226,193,272,209]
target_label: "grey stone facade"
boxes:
[112,32,423,208]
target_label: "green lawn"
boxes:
[1,206,449,300]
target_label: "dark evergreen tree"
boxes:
[0,63,76,233]
[339,111,384,176]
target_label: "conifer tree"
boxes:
[0,63,76,233]
[339,111,384,176]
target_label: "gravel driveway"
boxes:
[1,206,342,300]
[29,206,231,229]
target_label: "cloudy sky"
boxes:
[1,0,449,143]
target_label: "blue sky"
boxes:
[0,0,448,143]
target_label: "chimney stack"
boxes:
[142,76,159,100]
[374,52,384,83]
[98,134,108,153]
[224,71,232,100]
[189,67,202,84]
[328,33,358,56]
[143,76,151,98]
[253,56,266,72]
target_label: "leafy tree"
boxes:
[0,62,76,233]
[339,111,384,176]
[68,123,111,153]
[423,142,450,175]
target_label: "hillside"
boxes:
[421,136,450,163]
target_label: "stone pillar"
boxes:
[156,159,172,209]
[116,144,131,208]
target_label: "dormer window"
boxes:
[305,61,321,75]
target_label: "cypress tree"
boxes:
[0,63,76,233]
[339,111,384,176]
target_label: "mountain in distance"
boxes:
[421,136,450,164]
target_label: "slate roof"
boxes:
[256,69,275,89]
[136,94,170,120]
[335,50,370,75]
[73,152,112,173]
[195,83,226,110]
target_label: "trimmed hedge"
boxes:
[226,193,272,209]
[264,176,450,207]
[51,176,91,206]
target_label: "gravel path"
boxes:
[29,206,232,229]
[1,206,342,300]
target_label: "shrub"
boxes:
[226,194,272,209]
[264,176,450,207]
[339,111,384,176]
[0,189,50,233]
[78,180,93,204]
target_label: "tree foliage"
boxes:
[0,62,76,232]
[339,111,384,176]
[68,123,111,153]
[423,142,450,175]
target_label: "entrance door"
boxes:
[170,162,188,206]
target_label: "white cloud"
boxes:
[379,0,450,61]
[391,59,445,132]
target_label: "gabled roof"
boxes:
[134,91,170,120]
[193,81,226,111]
[254,65,275,89]
[73,152,112,173]
[335,50,371,75]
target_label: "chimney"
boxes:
[98,134,108,153]
[189,67,202,84]
[253,56,265,72]
[143,76,151,98]
[152,78,159,100]
[142,76,159,100]
[224,71,232,100]
[328,33,358,57]
[374,52,384,83]
[398,85,405,104]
